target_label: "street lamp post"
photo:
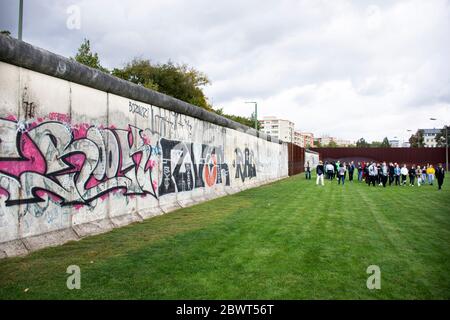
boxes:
[18,0,23,40]
[430,118,449,172]
[245,101,258,131]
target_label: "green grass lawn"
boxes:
[1,174,449,299]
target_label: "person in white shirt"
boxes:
[400,164,409,186]
[368,162,378,187]
[326,163,334,181]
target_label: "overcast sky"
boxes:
[1,0,449,142]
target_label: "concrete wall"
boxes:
[0,37,288,258]
[305,150,320,169]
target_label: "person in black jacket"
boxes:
[409,164,416,186]
[316,161,325,186]
[388,162,395,186]
[435,163,445,190]
[348,161,355,182]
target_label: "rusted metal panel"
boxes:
[310,147,446,166]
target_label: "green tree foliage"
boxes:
[214,108,259,129]
[381,137,391,147]
[370,141,382,148]
[326,140,338,148]
[314,139,322,148]
[112,58,212,111]
[73,38,109,73]
[356,138,369,148]
[435,126,449,147]
[409,130,424,147]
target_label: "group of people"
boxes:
[308,160,446,190]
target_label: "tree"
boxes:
[73,38,109,73]
[214,108,259,129]
[370,141,382,148]
[381,137,391,148]
[314,139,322,148]
[113,58,212,111]
[327,140,338,148]
[112,59,159,90]
[1,30,11,36]
[435,126,449,147]
[409,130,424,148]
[356,138,369,148]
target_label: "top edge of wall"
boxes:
[0,34,283,145]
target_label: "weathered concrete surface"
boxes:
[0,36,289,258]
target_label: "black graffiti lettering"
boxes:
[234,147,257,182]
[128,101,149,118]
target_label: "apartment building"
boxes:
[294,131,315,148]
[421,128,442,148]
[260,116,295,142]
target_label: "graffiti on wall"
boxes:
[159,138,230,196]
[0,113,254,215]
[233,148,257,182]
[0,116,160,211]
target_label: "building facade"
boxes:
[421,128,441,148]
[317,136,352,147]
[260,116,295,142]
[294,131,315,148]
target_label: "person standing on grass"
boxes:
[348,161,355,182]
[416,166,423,187]
[368,162,377,187]
[334,160,341,180]
[421,165,428,185]
[427,164,435,185]
[326,162,334,181]
[377,163,383,185]
[388,162,395,186]
[400,164,408,186]
[357,162,363,181]
[316,161,325,186]
[435,163,445,190]
[338,162,347,185]
[381,162,388,187]
[408,164,416,186]
[364,162,370,184]
[394,163,401,186]
[305,161,311,180]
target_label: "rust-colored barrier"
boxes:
[288,143,305,176]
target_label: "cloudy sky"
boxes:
[1,0,449,142]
